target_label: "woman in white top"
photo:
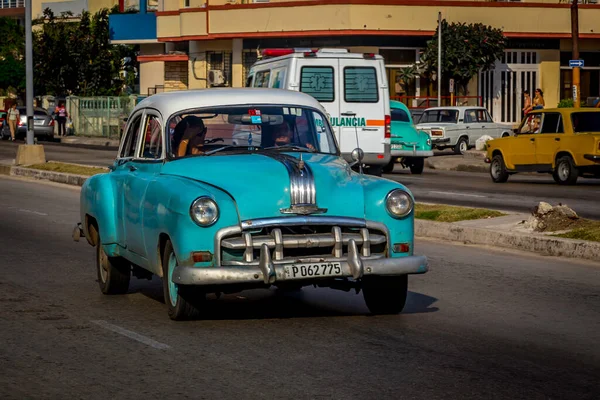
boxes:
[7,103,19,141]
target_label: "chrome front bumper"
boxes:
[172,240,428,286]
[390,149,434,157]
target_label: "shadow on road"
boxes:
[127,277,439,320]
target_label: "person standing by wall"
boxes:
[54,101,69,137]
[7,103,19,141]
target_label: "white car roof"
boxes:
[134,88,327,120]
[422,106,486,112]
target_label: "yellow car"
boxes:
[485,108,600,185]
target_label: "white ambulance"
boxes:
[245,48,391,175]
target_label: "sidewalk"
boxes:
[425,150,489,173]
[60,136,120,148]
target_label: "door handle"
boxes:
[482,126,486,128]
[128,165,137,172]
[341,111,356,116]
[530,138,535,142]
[555,138,561,141]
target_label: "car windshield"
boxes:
[571,112,600,133]
[167,105,337,158]
[419,110,458,124]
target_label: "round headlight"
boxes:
[385,189,414,218]
[190,197,219,226]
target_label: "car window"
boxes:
[253,70,270,88]
[420,110,458,123]
[518,114,541,134]
[245,74,254,88]
[140,114,163,159]
[19,108,47,116]
[167,105,338,158]
[391,108,410,123]
[464,110,477,123]
[571,112,600,133]
[300,66,335,103]
[540,113,563,134]
[482,110,494,123]
[120,113,143,158]
[270,68,285,89]
[344,67,378,103]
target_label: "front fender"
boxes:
[361,176,414,258]
[143,176,240,274]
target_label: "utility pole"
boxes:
[571,0,580,108]
[437,12,442,106]
[25,0,34,143]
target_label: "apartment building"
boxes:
[108,0,600,125]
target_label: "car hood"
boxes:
[160,152,368,221]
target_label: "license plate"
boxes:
[286,262,343,279]
[391,144,403,149]
[34,120,44,125]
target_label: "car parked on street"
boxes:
[0,106,55,141]
[73,88,429,320]
[382,100,433,174]
[416,106,512,154]
[486,107,600,185]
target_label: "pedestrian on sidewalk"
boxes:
[7,103,19,141]
[54,101,69,137]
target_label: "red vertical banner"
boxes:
[119,0,124,12]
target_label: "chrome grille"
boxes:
[215,217,390,267]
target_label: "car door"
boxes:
[507,114,539,168]
[463,109,484,142]
[123,110,165,258]
[111,109,144,247]
[480,109,503,138]
[338,59,384,158]
[535,112,563,168]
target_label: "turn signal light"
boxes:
[192,252,213,262]
[385,115,391,138]
[393,243,411,253]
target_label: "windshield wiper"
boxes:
[204,145,257,156]
[261,145,315,153]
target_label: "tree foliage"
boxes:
[0,17,25,94]
[419,20,505,96]
[31,8,138,97]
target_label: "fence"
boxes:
[391,96,483,109]
[66,96,138,138]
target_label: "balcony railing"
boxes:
[0,0,24,8]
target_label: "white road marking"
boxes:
[18,208,48,216]
[90,320,170,350]
[428,191,487,199]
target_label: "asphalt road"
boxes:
[1,140,600,219]
[1,175,599,399]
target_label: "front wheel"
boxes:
[382,160,395,174]
[93,226,130,295]
[553,156,579,185]
[490,154,509,183]
[162,239,204,320]
[362,275,408,315]
[454,137,469,155]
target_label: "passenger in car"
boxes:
[174,116,208,156]
[272,121,315,150]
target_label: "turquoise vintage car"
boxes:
[382,101,433,174]
[73,88,428,320]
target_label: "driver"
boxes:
[273,121,315,150]
[177,116,207,156]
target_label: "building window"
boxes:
[206,51,232,86]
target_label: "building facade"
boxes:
[108,0,600,124]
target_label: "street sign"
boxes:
[573,84,578,102]
[569,59,584,68]
[449,78,455,93]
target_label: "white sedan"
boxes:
[416,106,513,154]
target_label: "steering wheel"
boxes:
[204,138,224,144]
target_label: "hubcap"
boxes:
[167,252,178,307]
[460,141,467,152]
[558,161,570,181]
[491,160,501,178]
[98,245,108,283]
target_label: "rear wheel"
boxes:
[365,165,383,177]
[408,158,425,174]
[382,160,395,174]
[490,154,509,183]
[92,225,130,295]
[553,156,579,185]
[362,275,408,315]
[162,239,204,320]
[454,137,469,155]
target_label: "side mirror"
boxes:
[351,147,364,164]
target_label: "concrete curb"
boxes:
[1,165,597,262]
[60,136,120,148]
[415,219,600,262]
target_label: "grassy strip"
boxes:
[554,223,600,242]
[415,203,506,223]
[26,162,107,176]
